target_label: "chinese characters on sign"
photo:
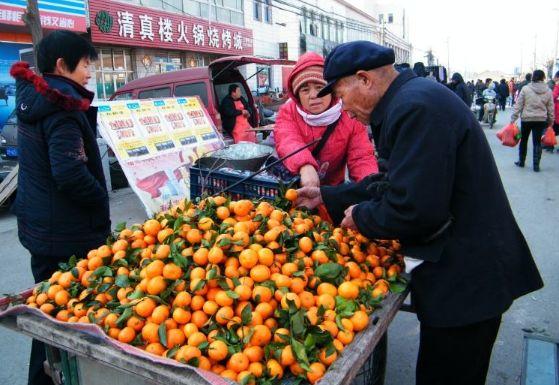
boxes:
[0,9,77,29]
[115,11,244,50]
[0,0,86,32]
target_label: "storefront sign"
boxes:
[89,0,253,55]
[0,0,87,32]
[97,97,224,215]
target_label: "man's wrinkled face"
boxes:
[333,75,376,125]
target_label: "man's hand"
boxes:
[295,186,322,209]
[300,164,320,187]
[340,205,357,230]
[242,109,249,117]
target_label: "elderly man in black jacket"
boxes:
[298,41,543,385]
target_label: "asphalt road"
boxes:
[0,106,557,385]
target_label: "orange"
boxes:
[233,231,250,247]
[338,281,359,299]
[252,285,272,303]
[266,359,284,379]
[135,298,157,318]
[198,356,211,371]
[249,361,264,377]
[216,206,230,220]
[208,340,228,361]
[250,310,263,326]
[237,371,254,385]
[285,189,298,202]
[257,248,274,266]
[208,247,225,264]
[186,229,202,244]
[186,331,206,347]
[162,263,183,280]
[244,345,264,363]
[298,237,313,254]
[55,309,70,322]
[147,276,167,295]
[290,277,306,294]
[250,265,270,283]
[202,300,219,316]
[233,200,253,217]
[118,326,136,343]
[157,228,174,244]
[142,322,160,343]
[213,290,233,307]
[190,295,205,311]
[40,303,55,315]
[255,302,274,319]
[250,325,271,346]
[166,328,186,348]
[175,345,201,363]
[238,248,259,269]
[146,260,165,278]
[350,310,369,332]
[151,305,170,324]
[191,310,209,328]
[193,248,209,266]
[227,352,249,373]
[173,291,191,308]
[172,307,191,324]
[182,323,198,338]
[197,217,214,231]
[281,262,298,277]
[54,290,70,306]
[320,320,339,338]
[127,316,145,332]
[153,244,170,260]
[47,284,63,300]
[280,292,301,309]
[274,274,291,288]
[319,348,337,366]
[145,342,166,356]
[143,219,162,236]
[306,362,326,384]
[317,282,338,297]
[112,239,128,253]
[317,293,336,310]
[215,306,234,325]
[234,285,252,301]
[337,329,354,345]
[280,345,295,366]
[220,369,237,381]
[58,271,75,288]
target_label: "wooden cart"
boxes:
[0,290,408,385]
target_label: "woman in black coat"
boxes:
[449,72,472,106]
[497,79,510,111]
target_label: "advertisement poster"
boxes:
[0,42,31,131]
[97,97,224,215]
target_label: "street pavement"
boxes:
[0,106,557,385]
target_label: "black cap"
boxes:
[317,41,395,97]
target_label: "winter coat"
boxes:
[320,70,543,327]
[450,73,471,106]
[511,82,555,125]
[497,83,509,99]
[10,62,110,257]
[274,52,378,186]
[220,95,251,136]
[553,84,559,125]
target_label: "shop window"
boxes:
[175,82,209,106]
[183,0,201,17]
[264,0,272,24]
[254,0,262,21]
[379,14,384,23]
[217,7,231,23]
[388,13,393,23]
[96,48,133,100]
[231,11,243,25]
[163,0,182,11]
[113,92,133,100]
[138,87,171,99]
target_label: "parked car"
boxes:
[0,110,18,160]
[110,56,293,130]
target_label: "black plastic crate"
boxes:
[189,166,299,201]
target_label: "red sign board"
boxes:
[89,0,253,56]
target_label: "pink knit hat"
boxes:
[291,65,326,95]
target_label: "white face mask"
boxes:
[295,100,342,127]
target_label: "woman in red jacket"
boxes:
[274,52,378,187]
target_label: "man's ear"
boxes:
[355,70,374,89]
[54,58,68,75]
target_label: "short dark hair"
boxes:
[525,73,532,81]
[228,84,240,95]
[554,71,559,79]
[532,70,545,82]
[37,31,97,74]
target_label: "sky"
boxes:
[400,0,559,77]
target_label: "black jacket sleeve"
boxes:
[45,117,108,208]
[220,96,242,118]
[350,104,458,253]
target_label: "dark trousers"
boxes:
[28,254,71,385]
[518,121,546,167]
[499,97,507,111]
[417,316,501,385]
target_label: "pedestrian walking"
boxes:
[497,79,509,111]
[508,77,517,106]
[510,69,555,171]
[296,40,543,385]
[551,71,559,151]
[449,73,472,106]
[467,81,475,104]
[274,52,378,187]
[10,31,111,385]
[517,73,532,93]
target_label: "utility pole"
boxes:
[22,0,42,71]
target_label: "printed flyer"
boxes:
[97,97,224,215]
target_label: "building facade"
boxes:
[88,0,253,100]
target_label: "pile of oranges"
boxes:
[26,191,404,384]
